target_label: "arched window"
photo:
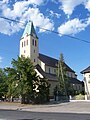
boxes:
[34,49,35,53]
[34,59,35,62]
[32,39,34,45]
[24,50,26,53]
[24,41,25,46]
[27,40,28,45]
[35,40,37,46]
[22,42,23,47]
[49,68,50,73]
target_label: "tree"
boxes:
[33,77,50,104]
[0,68,8,100]
[5,56,50,104]
[5,56,38,104]
[4,67,20,101]
[57,53,70,99]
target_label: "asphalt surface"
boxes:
[1,101,90,120]
[0,101,90,114]
[0,110,90,120]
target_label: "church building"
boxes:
[20,21,83,97]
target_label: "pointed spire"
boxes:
[21,21,38,39]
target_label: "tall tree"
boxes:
[5,56,50,104]
[57,53,69,98]
[5,56,38,104]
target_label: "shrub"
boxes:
[74,94,85,100]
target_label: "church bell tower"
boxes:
[20,21,39,65]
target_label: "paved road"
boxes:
[0,110,90,120]
[1,101,90,114]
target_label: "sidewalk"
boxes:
[0,101,90,114]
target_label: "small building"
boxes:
[81,66,90,99]
[20,21,83,97]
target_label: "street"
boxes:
[0,109,90,120]
[1,101,90,114]
[0,101,90,120]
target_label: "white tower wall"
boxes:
[19,21,39,66]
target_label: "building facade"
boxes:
[81,66,90,99]
[20,21,83,97]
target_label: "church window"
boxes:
[22,42,23,47]
[67,72,69,77]
[27,40,28,45]
[34,49,35,53]
[32,39,34,46]
[24,41,25,46]
[79,85,81,90]
[49,68,50,73]
[34,59,35,62]
[70,73,73,78]
[35,40,37,46]
[45,66,46,72]
[54,69,56,73]
[24,50,26,53]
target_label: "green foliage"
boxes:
[54,85,59,95]
[4,56,50,104]
[0,68,8,99]
[4,67,19,98]
[5,56,37,103]
[57,53,70,97]
[74,94,85,100]
[33,77,50,104]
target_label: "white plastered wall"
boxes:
[83,73,90,94]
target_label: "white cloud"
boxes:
[2,0,9,4]
[0,0,9,7]
[0,18,24,35]
[0,56,3,63]
[87,17,90,23]
[2,0,44,6]
[0,0,54,35]
[58,18,90,35]
[51,0,58,4]
[21,7,54,32]
[59,0,87,16]
[28,0,44,6]
[49,10,61,18]
[0,18,11,35]
[2,1,30,19]
[85,0,90,11]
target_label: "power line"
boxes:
[38,27,90,44]
[0,16,90,44]
[0,16,24,24]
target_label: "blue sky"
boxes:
[0,0,90,80]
